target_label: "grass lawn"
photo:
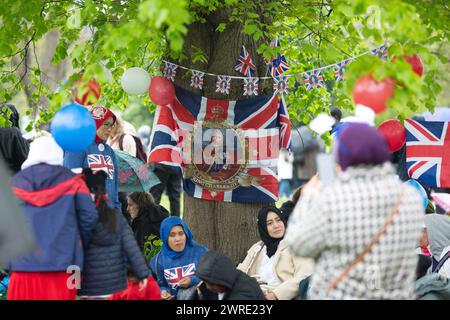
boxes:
[159,192,184,218]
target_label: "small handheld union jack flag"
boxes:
[273,76,289,95]
[303,69,325,91]
[235,46,256,77]
[333,59,352,82]
[163,62,178,81]
[371,44,388,60]
[190,70,205,90]
[87,154,115,179]
[164,264,196,289]
[215,75,231,95]
[243,77,259,96]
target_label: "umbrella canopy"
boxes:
[114,150,160,193]
[422,107,450,121]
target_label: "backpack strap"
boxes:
[119,134,125,151]
[434,250,450,273]
[153,252,160,276]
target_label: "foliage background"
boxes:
[0,0,448,131]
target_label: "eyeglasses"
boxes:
[101,121,115,129]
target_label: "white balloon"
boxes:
[120,67,151,95]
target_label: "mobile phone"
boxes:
[316,153,336,186]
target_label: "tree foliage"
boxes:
[0,0,448,129]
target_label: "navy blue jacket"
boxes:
[63,142,121,210]
[78,212,150,296]
[9,164,98,272]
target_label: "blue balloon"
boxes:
[406,179,428,209]
[51,103,96,152]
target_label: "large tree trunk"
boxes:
[172,13,274,263]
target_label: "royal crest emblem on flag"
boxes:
[273,76,289,95]
[333,59,352,82]
[148,85,292,203]
[87,154,115,179]
[215,75,231,95]
[405,119,450,188]
[164,263,196,289]
[190,70,205,90]
[243,77,259,96]
[371,44,388,60]
[163,62,178,81]
[303,69,325,90]
[235,46,256,77]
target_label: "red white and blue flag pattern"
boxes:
[87,154,115,179]
[273,76,289,95]
[164,263,196,289]
[303,69,325,90]
[371,44,388,60]
[235,46,256,77]
[190,71,205,90]
[267,38,290,78]
[215,75,231,95]
[243,77,259,96]
[333,59,352,82]
[148,85,291,203]
[163,62,178,81]
[405,119,450,188]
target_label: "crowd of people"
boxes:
[0,103,449,300]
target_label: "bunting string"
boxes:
[161,44,387,95]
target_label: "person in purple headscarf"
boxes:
[285,123,425,300]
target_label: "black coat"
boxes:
[0,127,29,174]
[130,204,169,251]
[195,250,265,300]
[78,211,149,296]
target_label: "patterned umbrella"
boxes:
[114,150,160,192]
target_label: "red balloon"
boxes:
[74,79,101,106]
[404,54,423,77]
[378,119,406,152]
[353,75,395,114]
[149,76,175,106]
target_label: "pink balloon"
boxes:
[378,119,406,152]
[149,76,175,106]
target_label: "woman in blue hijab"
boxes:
[150,216,207,300]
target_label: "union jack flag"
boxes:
[163,62,178,82]
[333,59,352,82]
[273,76,289,95]
[303,69,325,90]
[371,44,388,60]
[190,71,204,90]
[405,120,450,188]
[164,263,196,289]
[87,154,115,179]
[148,85,291,203]
[243,77,258,96]
[215,75,231,95]
[267,38,289,78]
[235,46,256,77]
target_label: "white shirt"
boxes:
[257,247,281,287]
[218,292,225,300]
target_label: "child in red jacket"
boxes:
[109,271,161,300]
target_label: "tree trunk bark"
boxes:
[171,16,274,263]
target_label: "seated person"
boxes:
[150,217,207,300]
[195,250,265,300]
[237,206,314,300]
